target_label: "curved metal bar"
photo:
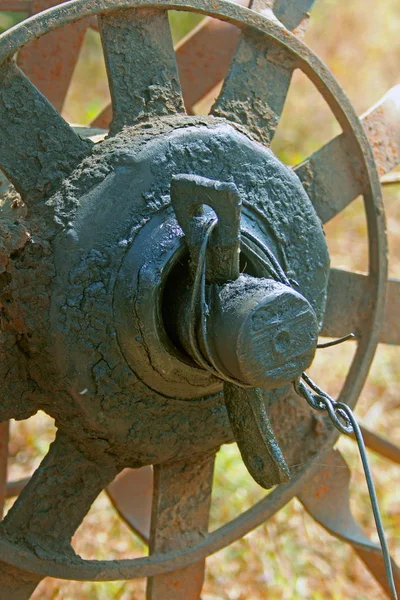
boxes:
[0,423,8,519]
[0,441,337,581]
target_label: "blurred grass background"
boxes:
[1,1,400,598]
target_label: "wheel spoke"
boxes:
[382,277,400,345]
[298,450,400,598]
[5,477,29,500]
[321,268,400,345]
[273,0,316,33]
[211,0,315,144]
[107,466,152,543]
[357,426,400,465]
[91,0,314,126]
[92,4,246,127]
[295,85,400,224]
[176,1,248,113]
[0,60,91,203]
[91,102,112,129]
[17,0,89,112]
[362,85,400,178]
[7,467,155,543]
[0,429,118,597]
[321,268,369,339]
[147,453,215,600]
[99,8,184,134]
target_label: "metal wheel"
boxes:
[0,1,399,599]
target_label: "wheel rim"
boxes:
[0,0,388,586]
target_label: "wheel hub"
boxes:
[0,0,392,595]
[43,115,330,467]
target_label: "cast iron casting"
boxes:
[0,0,399,598]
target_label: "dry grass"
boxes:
[1,0,400,598]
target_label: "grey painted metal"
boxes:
[206,278,319,388]
[170,174,242,282]
[0,431,118,598]
[211,0,315,144]
[99,7,185,133]
[170,174,321,488]
[224,384,290,487]
[211,16,295,144]
[273,0,315,31]
[92,0,314,126]
[0,60,91,202]
[112,120,328,401]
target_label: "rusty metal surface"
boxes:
[0,442,340,582]
[295,85,400,224]
[17,0,89,112]
[89,102,112,129]
[0,0,393,596]
[0,0,30,9]
[4,468,154,544]
[362,86,400,179]
[0,0,386,560]
[147,454,214,599]
[0,564,42,600]
[358,426,400,465]
[5,477,28,499]
[322,269,400,345]
[0,431,118,598]
[92,0,248,127]
[211,0,307,144]
[107,467,152,543]
[298,450,400,599]
[224,385,290,487]
[176,1,248,113]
